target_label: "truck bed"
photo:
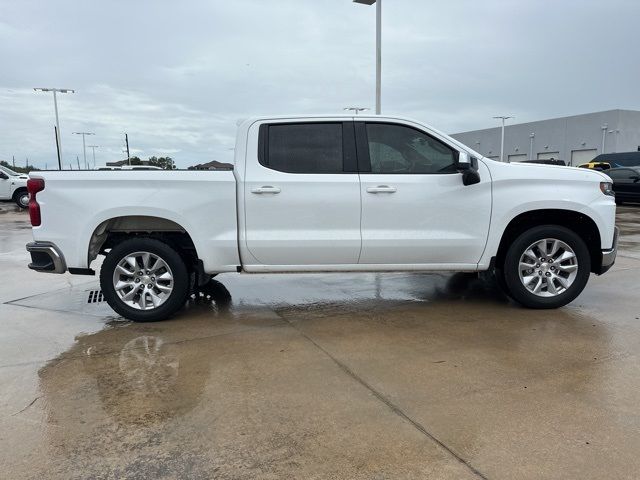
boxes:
[31,170,240,273]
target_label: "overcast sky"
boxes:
[1,0,639,169]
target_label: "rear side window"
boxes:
[260,123,344,173]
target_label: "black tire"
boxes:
[100,238,190,322]
[503,225,591,309]
[13,188,28,209]
[492,267,512,297]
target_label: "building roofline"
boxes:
[453,109,640,136]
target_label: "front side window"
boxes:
[365,123,457,174]
[262,123,343,174]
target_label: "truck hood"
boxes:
[481,158,611,183]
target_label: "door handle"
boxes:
[366,185,397,194]
[251,186,281,194]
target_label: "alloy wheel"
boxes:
[518,238,578,297]
[112,251,174,310]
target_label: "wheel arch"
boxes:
[88,215,199,269]
[495,209,602,273]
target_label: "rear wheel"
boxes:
[13,189,28,209]
[503,225,590,309]
[100,238,190,322]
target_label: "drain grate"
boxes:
[87,290,105,304]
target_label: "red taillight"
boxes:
[27,178,45,226]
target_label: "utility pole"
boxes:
[73,132,95,169]
[12,155,15,168]
[88,145,99,169]
[493,116,513,162]
[33,88,75,163]
[125,133,131,164]
[54,126,62,170]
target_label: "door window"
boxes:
[364,123,457,174]
[260,123,344,174]
[608,169,634,180]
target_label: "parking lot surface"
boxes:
[1,202,640,479]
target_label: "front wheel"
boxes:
[13,189,28,209]
[100,238,190,322]
[503,225,591,309]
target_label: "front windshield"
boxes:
[0,165,20,176]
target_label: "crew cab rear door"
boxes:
[242,120,361,267]
[355,120,491,267]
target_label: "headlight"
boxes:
[600,182,615,196]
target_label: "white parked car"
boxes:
[0,164,29,208]
[26,115,618,321]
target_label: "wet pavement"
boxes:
[1,201,640,479]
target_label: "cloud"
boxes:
[1,0,639,168]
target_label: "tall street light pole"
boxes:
[493,116,513,162]
[73,132,95,169]
[529,133,535,160]
[88,145,99,169]
[601,124,608,154]
[353,0,381,115]
[344,107,369,115]
[34,88,75,168]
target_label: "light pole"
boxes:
[601,124,608,154]
[88,145,99,169]
[529,133,535,160]
[353,0,381,115]
[493,116,513,162]
[33,88,75,168]
[344,107,369,115]
[73,132,95,169]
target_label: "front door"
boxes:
[0,172,11,199]
[243,121,362,267]
[357,121,492,267]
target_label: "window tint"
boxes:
[365,123,457,174]
[608,169,634,180]
[264,123,343,173]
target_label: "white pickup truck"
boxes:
[26,115,618,321]
[0,164,29,209]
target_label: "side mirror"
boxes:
[632,175,640,182]
[457,151,472,171]
[457,151,480,185]
[462,169,481,186]
[0,172,8,180]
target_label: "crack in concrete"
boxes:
[276,313,490,480]
[11,395,42,416]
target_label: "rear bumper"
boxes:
[26,241,67,274]
[597,226,619,275]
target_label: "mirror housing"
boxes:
[457,151,472,170]
[457,151,480,185]
[0,172,8,180]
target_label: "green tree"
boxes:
[0,160,39,174]
[147,156,175,170]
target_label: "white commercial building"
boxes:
[452,109,640,166]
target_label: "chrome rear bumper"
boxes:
[26,242,67,274]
